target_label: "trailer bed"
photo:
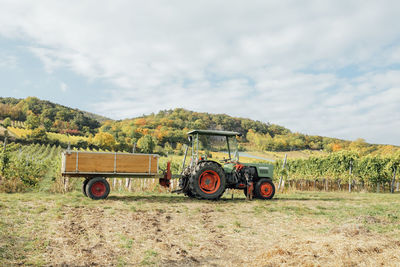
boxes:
[61,151,159,178]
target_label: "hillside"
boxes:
[0,97,100,135]
[0,96,397,155]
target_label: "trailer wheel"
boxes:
[82,179,90,197]
[254,179,275,200]
[85,177,110,200]
[189,161,226,200]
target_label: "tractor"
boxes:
[177,130,275,200]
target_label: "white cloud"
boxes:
[0,53,17,69]
[60,82,68,92]
[0,1,400,145]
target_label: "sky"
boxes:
[0,1,400,145]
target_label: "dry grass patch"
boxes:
[0,191,399,266]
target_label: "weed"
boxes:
[140,250,158,266]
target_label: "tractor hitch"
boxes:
[159,161,172,188]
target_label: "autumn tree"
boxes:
[93,132,116,150]
[137,135,155,153]
[26,114,40,129]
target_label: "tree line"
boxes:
[1,97,397,156]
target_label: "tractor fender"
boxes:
[198,160,222,167]
[191,160,222,175]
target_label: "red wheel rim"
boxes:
[199,170,221,194]
[91,181,106,197]
[260,182,273,198]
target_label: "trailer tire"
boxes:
[189,161,226,200]
[82,179,90,197]
[85,177,110,200]
[254,179,275,200]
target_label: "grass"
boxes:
[1,190,400,266]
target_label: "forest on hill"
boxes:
[0,97,399,194]
[0,97,398,156]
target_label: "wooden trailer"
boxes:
[61,151,172,199]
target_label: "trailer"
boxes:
[61,151,172,199]
[62,129,275,200]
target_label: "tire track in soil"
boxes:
[47,206,117,266]
[199,208,227,257]
[133,209,201,266]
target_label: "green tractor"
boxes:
[178,130,275,200]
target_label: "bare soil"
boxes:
[1,191,400,266]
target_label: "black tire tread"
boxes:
[85,177,110,200]
[188,161,226,200]
[254,178,275,200]
[82,179,89,197]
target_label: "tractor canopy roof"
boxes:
[187,129,242,137]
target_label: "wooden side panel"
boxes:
[78,153,115,173]
[65,153,77,172]
[117,154,150,173]
[63,152,159,174]
[150,156,158,174]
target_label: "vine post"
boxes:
[348,159,353,193]
[3,135,7,151]
[132,143,136,153]
[390,167,397,193]
[277,154,287,191]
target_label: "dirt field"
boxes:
[1,190,400,266]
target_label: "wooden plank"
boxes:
[65,153,77,172]
[151,155,158,174]
[63,152,158,175]
[78,153,115,173]
[117,154,153,173]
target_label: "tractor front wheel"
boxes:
[254,179,275,200]
[189,161,226,200]
[85,177,110,200]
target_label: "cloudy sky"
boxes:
[0,1,399,145]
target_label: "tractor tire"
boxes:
[82,179,90,197]
[180,176,195,198]
[188,161,226,200]
[85,177,110,200]
[254,179,275,200]
[185,190,196,198]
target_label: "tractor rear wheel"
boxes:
[180,176,196,198]
[189,161,226,200]
[85,177,110,200]
[254,179,275,200]
[185,190,196,198]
